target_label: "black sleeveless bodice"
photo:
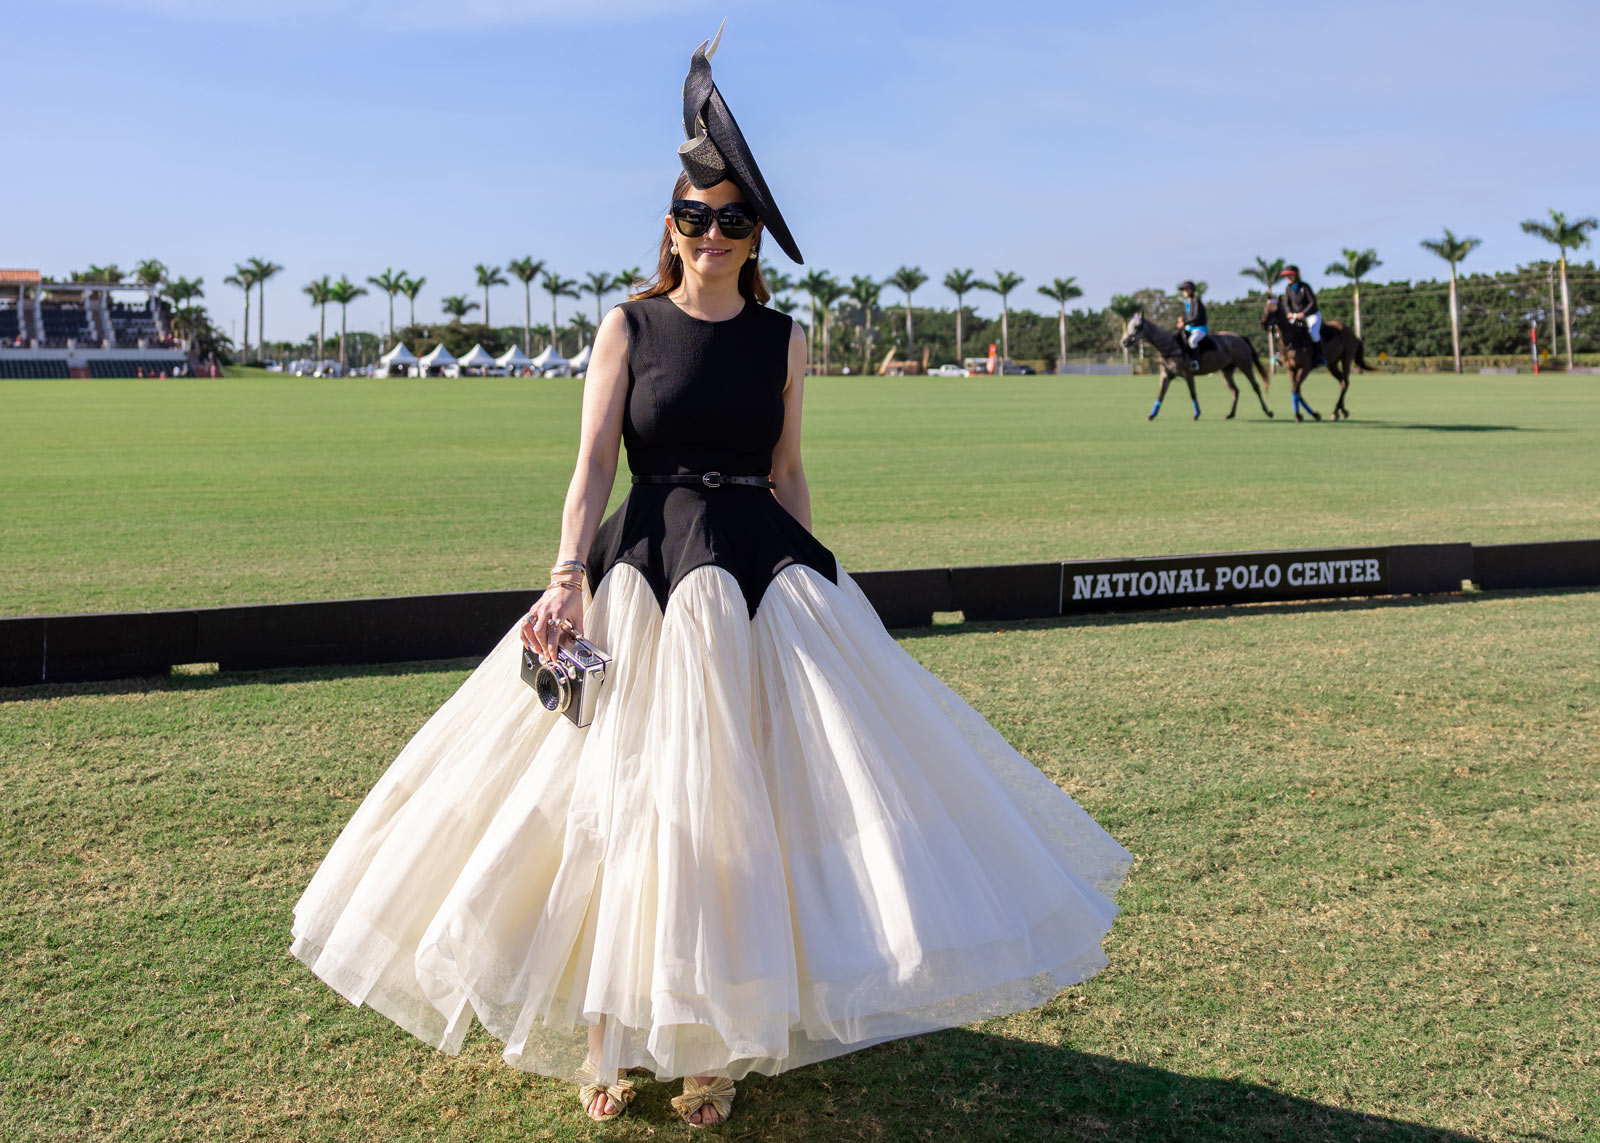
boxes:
[586,295,838,618]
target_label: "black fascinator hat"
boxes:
[678,20,804,265]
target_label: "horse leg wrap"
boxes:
[1150,400,1162,418]
[1191,399,1201,418]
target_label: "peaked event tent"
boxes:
[377,342,419,376]
[457,343,496,369]
[568,343,592,373]
[419,343,458,376]
[531,343,570,376]
[495,344,534,370]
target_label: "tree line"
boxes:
[63,207,1594,372]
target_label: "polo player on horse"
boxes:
[1278,265,1325,367]
[1177,280,1208,372]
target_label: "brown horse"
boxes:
[1120,313,1273,421]
[1260,298,1379,421]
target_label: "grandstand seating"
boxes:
[0,310,18,340]
[110,303,160,348]
[40,306,90,346]
[0,358,71,379]
[87,358,188,378]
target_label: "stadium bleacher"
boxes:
[40,306,90,346]
[110,303,160,348]
[87,358,187,378]
[0,309,18,340]
[0,358,71,379]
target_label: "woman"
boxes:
[290,25,1130,1129]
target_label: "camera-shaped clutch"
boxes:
[521,635,612,728]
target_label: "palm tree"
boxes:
[224,264,259,362]
[1106,293,1141,367]
[1239,256,1287,378]
[247,258,282,366]
[1419,228,1481,374]
[474,263,507,328]
[582,271,618,327]
[943,268,978,364]
[847,275,882,374]
[617,266,644,297]
[163,276,203,346]
[302,276,332,363]
[133,259,168,288]
[400,275,426,327]
[85,264,124,283]
[1323,248,1382,339]
[540,272,580,354]
[366,268,407,349]
[1037,277,1083,371]
[812,276,847,375]
[440,295,479,323]
[568,312,597,354]
[506,258,545,353]
[976,270,1025,365]
[1520,209,1598,369]
[326,277,368,371]
[886,265,928,354]
[796,269,834,370]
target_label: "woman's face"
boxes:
[667,181,764,283]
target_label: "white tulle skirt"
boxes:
[290,561,1131,1081]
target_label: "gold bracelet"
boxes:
[543,580,581,592]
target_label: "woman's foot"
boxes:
[576,1058,635,1122]
[672,1075,737,1127]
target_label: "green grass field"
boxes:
[1,373,1596,616]
[3,373,1597,1141]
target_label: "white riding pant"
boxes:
[1186,326,1208,349]
[1305,312,1322,342]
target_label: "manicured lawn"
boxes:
[3,587,1595,1141]
[2,373,1596,616]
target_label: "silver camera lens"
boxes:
[534,660,573,713]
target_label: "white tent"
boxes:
[532,343,570,376]
[568,343,592,374]
[496,344,534,372]
[419,342,459,377]
[457,343,496,374]
[377,341,419,377]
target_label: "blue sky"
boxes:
[9,0,1597,345]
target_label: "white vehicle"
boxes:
[928,363,970,377]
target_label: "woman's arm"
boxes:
[769,318,813,531]
[524,308,628,657]
[556,306,630,564]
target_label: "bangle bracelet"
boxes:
[543,580,581,592]
[551,560,585,573]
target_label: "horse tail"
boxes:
[1250,337,1270,393]
[1353,339,1378,373]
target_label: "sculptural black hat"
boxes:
[678,20,804,265]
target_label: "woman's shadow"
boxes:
[721,1027,1496,1142]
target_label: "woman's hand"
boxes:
[521,583,586,662]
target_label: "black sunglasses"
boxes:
[670,199,759,240]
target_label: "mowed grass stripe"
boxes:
[3,373,1597,616]
[2,589,1596,1141]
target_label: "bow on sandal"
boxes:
[671,1075,737,1126]
[576,1059,637,1122]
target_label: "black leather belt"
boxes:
[633,472,775,489]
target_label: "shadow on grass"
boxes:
[728,1027,1487,1142]
[1362,422,1546,433]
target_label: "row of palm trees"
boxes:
[215,205,1592,374]
[762,265,1086,374]
[1227,209,1596,373]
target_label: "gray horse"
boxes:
[1120,313,1274,421]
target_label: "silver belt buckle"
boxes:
[701,470,723,488]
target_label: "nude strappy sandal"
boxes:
[576,1058,637,1122]
[671,1074,736,1127]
